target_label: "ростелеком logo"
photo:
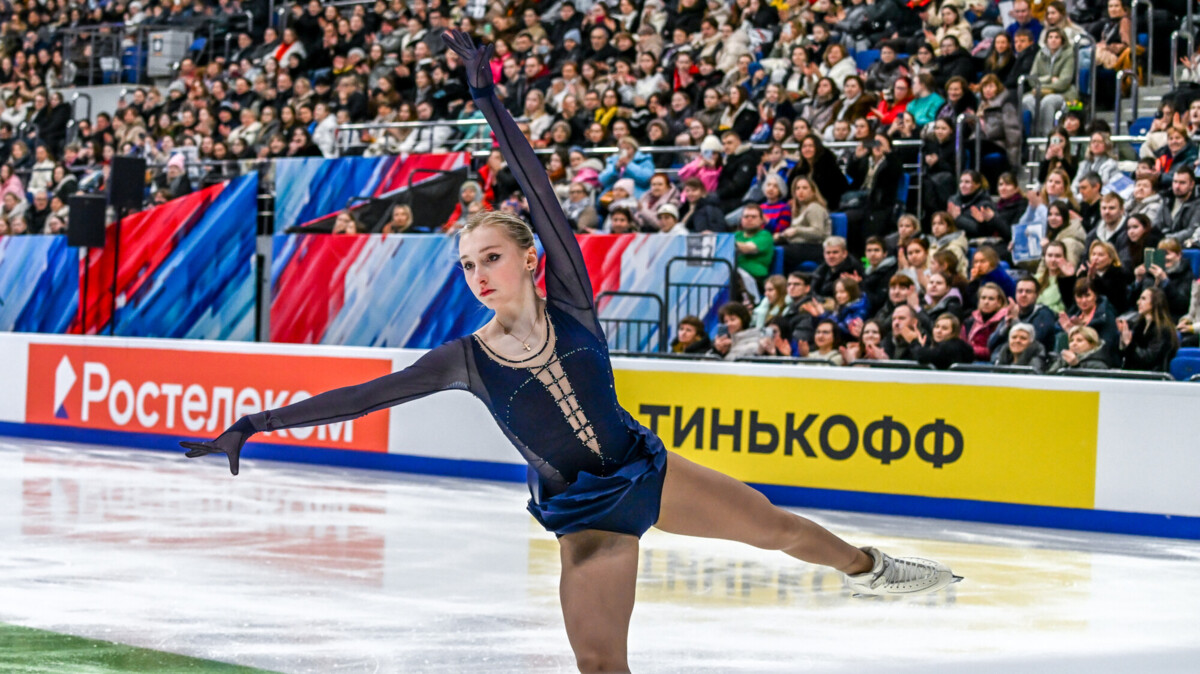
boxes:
[53,355,77,419]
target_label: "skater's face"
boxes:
[459,224,537,307]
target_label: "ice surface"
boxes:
[1,439,1198,673]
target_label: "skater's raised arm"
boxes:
[181,341,471,475]
[443,31,599,333]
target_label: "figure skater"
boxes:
[181,30,960,673]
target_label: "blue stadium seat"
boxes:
[771,246,784,275]
[1169,349,1200,381]
[799,261,819,272]
[1185,250,1200,278]
[831,212,848,239]
[1129,116,1153,153]
[855,50,880,72]
[1079,65,1091,95]
[896,173,910,205]
[1022,109,1032,136]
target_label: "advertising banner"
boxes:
[615,369,1101,509]
[26,343,392,452]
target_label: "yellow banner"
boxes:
[614,370,1099,509]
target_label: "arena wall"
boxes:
[2,332,1196,540]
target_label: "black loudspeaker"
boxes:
[108,155,147,211]
[67,195,108,248]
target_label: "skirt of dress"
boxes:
[526,424,669,538]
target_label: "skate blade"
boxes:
[849,575,964,598]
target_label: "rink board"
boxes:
[1,332,1197,540]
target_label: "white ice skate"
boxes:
[845,546,962,597]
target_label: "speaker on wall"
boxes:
[67,194,108,248]
[108,155,147,211]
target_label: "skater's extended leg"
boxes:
[654,452,959,595]
[654,452,871,573]
[558,529,639,673]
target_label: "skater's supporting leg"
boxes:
[558,530,639,673]
[655,453,873,575]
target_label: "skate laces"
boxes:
[874,555,935,588]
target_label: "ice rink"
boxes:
[1,438,1198,673]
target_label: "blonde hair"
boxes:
[461,210,535,250]
[1068,325,1100,348]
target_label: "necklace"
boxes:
[496,310,542,352]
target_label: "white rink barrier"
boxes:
[2,332,1196,540]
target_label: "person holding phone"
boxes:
[1131,238,1193,320]
[710,302,765,360]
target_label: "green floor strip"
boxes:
[0,623,278,673]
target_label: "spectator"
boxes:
[975,75,1023,169]
[1007,29,1038,91]
[786,135,846,214]
[735,204,775,289]
[831,277,870,340]
[563,182,599,233]
[1086,192,1131,265]
[759,173,791,235]
[678,177,726,233]
[806,318,846,365]
[1155,169,1200,244]
[635,174,678,231]
[160,154,193,199]
[947,171,995,240]
[860,236,898,313]
[1022,28,1076,136]
[840,319,891,365]
[1007,0,1044,43]
[1176,281,1200,346]
[1036,240,1075,313]
[1047,325,1110,373]
[1151,127,1197,189]
[962,282,1009,360]
[885,213,927,256]
[774,175,831,271]
[598,136,655,197]
[1117,287,1180,372]
[332,210,361,234]
[382,204,431,234]
[654,203,687,235]
[883,297,927,357]
[898,236,933,291]
[911,314,976,369]
[928,211,970,277]
[923,271,966,323]
[752,275,788,328]
[1126,175,1163,223]
[780,271,821,348]
[968,246,1017,299]
[907,73,944,129]
[991,277,1059,353]
[27,190,50,234]
[711,301,764,360]
[716,131,760,214]
[677,135,723,194]
[991,322,1049,372]
[1056,276,1120,362]
[812,236,864,299]
[844,133,903,248]
[971,172,1026,246]
[1074,132,1122,197]
[1131,238,1193,320]
[671,315,713,354]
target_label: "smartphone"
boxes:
[1054,332,1070,352]
[1144,248,1166,270]
[716,324,729,338]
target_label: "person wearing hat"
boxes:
[598,136,655,198]
[555,29,583,64]
[159,153,192,199]
[656,202,688,235]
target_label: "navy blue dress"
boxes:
[221,86,669,538]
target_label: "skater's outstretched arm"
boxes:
[443,30,601,337]
[181,341,471,475]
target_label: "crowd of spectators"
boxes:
[0,0,1199,376]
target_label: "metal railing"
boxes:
[1115,69,1138,132]
[664,256,735,334]
[1072,33,1098,116]
[1171,29,1197,89]
[596,291,667,353]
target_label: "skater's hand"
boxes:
[180,417,256,475]
[442,30,494,92]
